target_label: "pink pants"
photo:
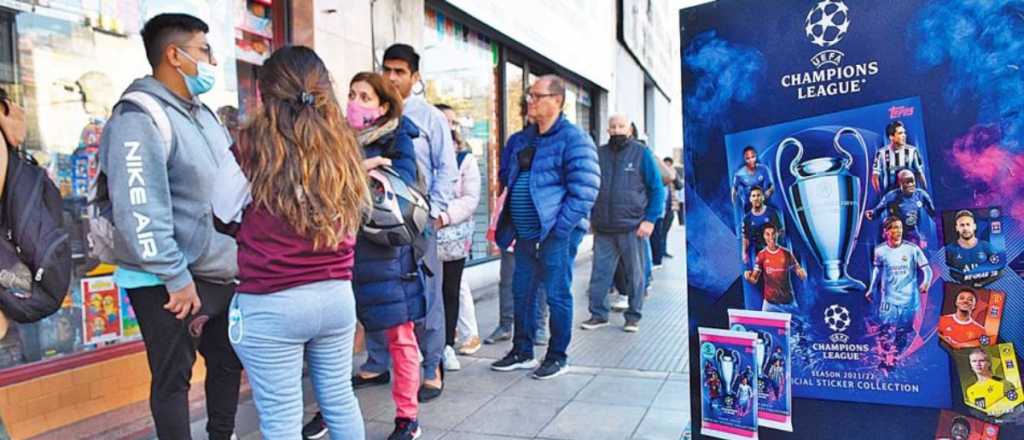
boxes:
[387,321,420,419]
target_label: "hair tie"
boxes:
[299,91,315,106]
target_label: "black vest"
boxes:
[590,140,649,232]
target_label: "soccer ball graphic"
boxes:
[824,304,851,332]
[805,0,850,48]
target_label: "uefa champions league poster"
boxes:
[683,0,1024,437]
[724,97,950,407]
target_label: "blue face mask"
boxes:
[176,47,216,96]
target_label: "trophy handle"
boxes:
[775,137,804,244]
[833,127,870,225]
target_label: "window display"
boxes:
[422,8,500,261]
[0,0,257,377]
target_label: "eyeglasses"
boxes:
[179,44,214,60]
[525,92,558,102]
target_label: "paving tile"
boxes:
[651,379,689,411]
[538,401,646,440]
[502,372,594,401]
[455,396,566,437]
[632,408,688,440]
[574,375,663,407]
[444,357,531,395]
[440,432,531,440]
[600,368,670,380]
[417,391,495,430]
[667,372,689,382]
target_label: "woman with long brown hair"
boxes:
[211,46,369,438]
[302,70,427,440]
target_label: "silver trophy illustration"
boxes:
[755,330,772,376]
[717,348,740,396]
[775,127,868,293]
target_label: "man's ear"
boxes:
[166,45,184,69]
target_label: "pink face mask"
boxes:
[346,101,384,130]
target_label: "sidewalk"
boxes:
[53,224,689,440]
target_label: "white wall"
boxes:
[312,0,374,103]
[444,0,617,91]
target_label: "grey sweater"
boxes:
[98,76,237,291]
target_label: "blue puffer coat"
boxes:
[353,116,426,332]
[496,114,600,248]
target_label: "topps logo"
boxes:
[781,0,881,100]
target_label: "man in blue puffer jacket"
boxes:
[490,75,600,380]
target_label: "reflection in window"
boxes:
[422,8,500,260]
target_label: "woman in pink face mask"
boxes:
[303,71,427,440]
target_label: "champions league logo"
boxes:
[825,304,851,335]
[781,0,880,100]
[805,0,849,66]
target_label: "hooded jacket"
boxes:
[352,116,426,332]
[99,76,237,292]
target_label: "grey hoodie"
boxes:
[98,76,237,292]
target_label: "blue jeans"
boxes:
[643,236,653,285]
[512,233,573,363]
[498,228,584,335]
[230,280,364,439]
[588,231,645,321]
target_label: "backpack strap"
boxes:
[120,91,173,158]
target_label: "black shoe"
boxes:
[418,368,444,402]
[388,417,422,440]
[533,358,569,380]
[302,411,328,439]
[490,351,539,372]
[352,371,390,389]
[664,253,674,259]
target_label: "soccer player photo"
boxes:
[744,223,806,313]
[866,216,932,364]
[938,284,1004,350]
[699,327,759,440]
[732,145,775,211]
[943,208,1007,287]
[728,309,793,432]
[741,185,783,269]
[865,169,936,247]
[871,120,928,194]
[933,410,999,440]
[954,344,1023,418]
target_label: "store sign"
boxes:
[780,1,881,100]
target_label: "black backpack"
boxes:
[0,149,72,323]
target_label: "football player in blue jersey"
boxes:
[867,216,932,358]
[732,146,774,210]
[946,210,1001,275]
[865,169,936,247]
[741,186,783,266]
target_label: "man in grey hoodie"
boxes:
[98,13,241,440]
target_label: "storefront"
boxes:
[0,1,289,437]
[421,2,600,263]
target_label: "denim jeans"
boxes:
[588,231,646,321]
[230,280,363,439]
[512,233,573,363]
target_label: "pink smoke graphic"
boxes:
[949,124,1024,222]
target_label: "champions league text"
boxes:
[812,341,871,360]
[781,61,880,100]
[796,370,921,393]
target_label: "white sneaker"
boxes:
[611,295,629,312]
[443,345,461,371]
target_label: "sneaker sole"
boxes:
[580,322,609,330]
[413,427,422,439]
[533,366,570,380]
[303,427,328,440]
[491,359,539,372]
[623,326,639,333]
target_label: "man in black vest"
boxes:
[582,115,666,333]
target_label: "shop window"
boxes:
[0,0,277,380]
[422,8,500,261]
